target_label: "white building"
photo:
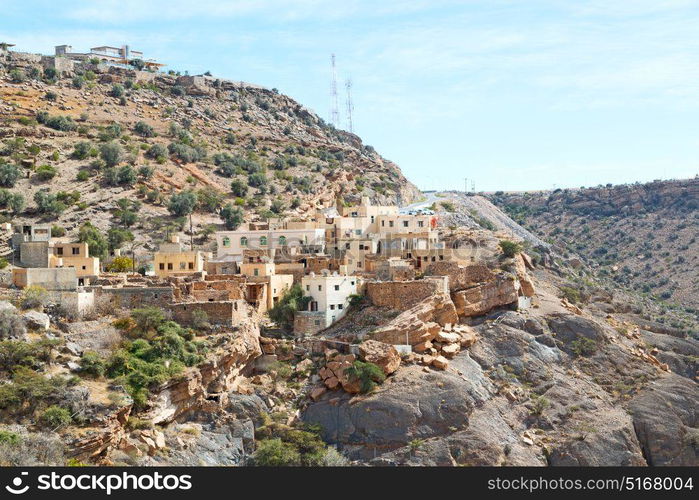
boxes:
[300,271,357,328]
[216,225,325,259]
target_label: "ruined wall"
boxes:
[97,286,174,309]
[294,311,327,337]
[168,300,248,327]
[425,261,495,292]
[365,276,448,310]
[19,241,50,268]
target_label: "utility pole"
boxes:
[189,212,194,251]
[330,54,339,127]
[464,178,468,193]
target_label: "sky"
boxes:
[2,0,699,192]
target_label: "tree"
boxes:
[78,223,108,259]
[167,191,198,217]
[100,142,123,168]
[106,256,134,272]
[107,227,134,252]
[268,285,310,330]
[220,203,243,230]
[34,191,66,217]
[196,187,223,213]
[0,163,20,188]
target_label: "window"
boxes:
[345,243,351,250]
[240,237,248,247]
[334,285,340,291]
[81,265,86,270]
[306,285,310,291]
[222,237,230,247]
[254,268,259,276]
[188,262,194,270]
[350,281,355,285]
[330,305,335,310]
[318,285,322,291]
[351,211,358,217]
[381,220,385,227]
[359,244,364,250]
[159,263,165,270]
[418,221,424,228]
[355,229,361,235]
[403,221,409,227]
[278,236,287,246]
[338,304,343,310]
[389,221,394,227]
[180,262,186,270]
[72,247,80,255]
[167,263,173,270]
[260,236,267,246]
[56,247,63,255]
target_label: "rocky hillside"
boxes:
[0,50,419,255]
[489,179,699,335]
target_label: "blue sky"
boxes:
[2,0,699,191]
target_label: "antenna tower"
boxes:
[345,78,354,133]
[330,54,339,126]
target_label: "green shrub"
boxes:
[44,115,77,132]
[20,285,47,309]
[146,144,167,161]
[39,405,72,429]
[344,360,385,393]
[0,311,27,339]
[253,438,300,466]
[560,286,582,304]
[35,165,58,181]
[51,225,66,237]
[440,201,455,212]
[0,430,21,446]
[0,258,7,269]
[134,121,155,138]
[0,163,21,187]
[110,84,125,98]
[499,240,523,258]
[0,367,70,414]
[571,338,598,357]
[72,141,93,160]
[230,180,248,197]
[79,351,106,377]
[100,142,123,167]
[76,170,89,181]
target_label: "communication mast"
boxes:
[330,54,339,127]
[345,78,354,133]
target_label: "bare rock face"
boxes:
[357,340,401,375]
[22,310,50,330]
[144,320,262,425]
[452,276,519,317]
[370,294,458,345]
[629,374,698,466]
[513,254,536,297]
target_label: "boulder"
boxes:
[0,300,17,313]
[441,343,461,357]
[370,294,458,345]
[310,386,327,401]
[357,340,401,375]
[431,356,449,370]
[435,331,460,344]
[23,310,50,330]
[452,276,519,317]
[514,254,536,297]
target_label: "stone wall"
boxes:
[13,267,76,291]
[425,261,495,292]
[96,286,174,309]
[19,241,50,268]
[168,300,248,327]
[294,311,327,337]
[366,276,449,310]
